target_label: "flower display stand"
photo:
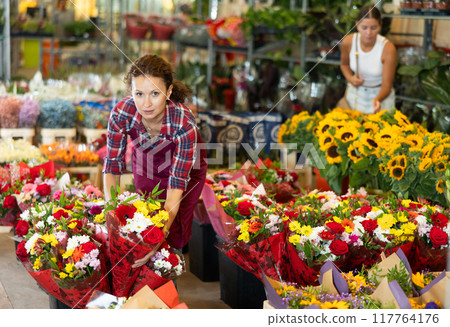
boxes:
[188,217,219,282]
[81,128,107,144]
[218,249,266,309]
[39,128,76,144]
[0,128,35,143]
[60,164,103,189]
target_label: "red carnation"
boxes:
[351,206,372,217]
[15,220,29,237]
[409,203,423,210]
[1,184,12,193]
[115,205,137,226]
[329,239,349,256]
[16,240,29,262]
[236,200,255,217]
[2,195,17,209]
[290,172,299,182]
[36,184,51,197]
[326,221,345,235]
[53,209,69,220]
[431,212,449,229]
[81,241,97,254]
[220,180,231,187]
[429,227,448,249]
[319,230,336,241]
[167,253,179,267]
[64,204,75,210]
[276,168,287,179]
[361,219,378,234]
[141,227,164,245]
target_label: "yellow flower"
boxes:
[435,160,446,172]
[321,300,349,309]
[379,163,388,174]
[394,110,410,126]
[389,165,405,181]
[348,143,363,163]
[378,214,396,230]
[65,263,74,273]
[240,221,249,233]
[405,134,424,149]
[431,144,444,162]
[436,179,445,194]
[363,121,380,134]
[237,231,250,242]
[33,257,42,271]
[401,222,417,235]
[419,157,433,171]
[133,200,149,216]
[319,131,335,152]
[390,228,404,238]
[278,123,287,144]
[401,200,411,208]
[62,248,74,259]
[288,234,301,244]
[220,201,230,207]
[94,212,105,223]
[67,221,77,229]
[326,145,342,164]
[41,233,58,247]
[299,225,313,236]
[59,272,68,279]
[397,212,409,223]
[147,201,161,211]
[335,124,359,143]
[420,143,435,160]
[289,221,302,234]
[360,133,379,157]
[411,272,426,288]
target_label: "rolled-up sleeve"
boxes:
[103,108,127,175]
[169,121,198,190]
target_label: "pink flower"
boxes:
[84,185,102,197]
[21,183,36,194]
[53,190,63,200]
[237,184,254,193]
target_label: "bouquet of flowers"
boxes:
[0,96,23,128]
[105,186,184,297]
[0,140,46,165]
[41,143,99,167]
[38,98,77,128]
[18,97,40,128]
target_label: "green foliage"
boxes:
[64,20,95,37]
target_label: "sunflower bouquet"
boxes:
[278,110,322,151]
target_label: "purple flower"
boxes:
[89,205,102,215]
[425,302,439,309]
[19,97,40,128]
[349,234,360,243]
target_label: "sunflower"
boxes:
[326,144,343,164]
[317,118,333,135]
[435,160,446,172]
[319,131,335,152]
[419,157,433,171]
[420,143,435,160]
[360,133,379,157]
[387,157,398,168]
[348,143,363,163]
[436,179,445,194]
[394,110,410,126]
[389,165,405,181]
[363,121,380,134]
[395,154,408,168]
[431,144,444,162]
[321,300,349,309]
[405,134,424,149]
[379,163,388,174]
[335,124,359,143]
[278,123,288,144]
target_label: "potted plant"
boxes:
[64,21,95,38]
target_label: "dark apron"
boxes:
[129,128,207,248]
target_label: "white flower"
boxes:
[352,221,364,237]
[123,212,152,234]
[154,260,164,269]
[46,216,56,225]
[321,199,340,212]
[66,235,90,250]
[118,192,140,204]
[54,231,67,242]
[154,270,162,277]
[35,221,45,229]
[373,227,389,243]
[175,265,183,275]
[25,233,41,254]
[415,215,432,237]
[162,261,172,270]
[367,210,383,220]
[160,248,170,259]
[20,210,31,222]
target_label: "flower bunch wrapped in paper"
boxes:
[15,201,109,308]
[241,159,301,203]
[105,187,185,297]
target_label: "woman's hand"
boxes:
[131,244,160,269]
[372,98,381,113]
[349,74,364,87]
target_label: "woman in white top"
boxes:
[340,6,397,114]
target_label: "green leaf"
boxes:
[424,57,441,70]
[397,65,423,77]
[398,179,410,192]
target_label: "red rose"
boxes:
[361,219,378,234]
[409,203,423,210]
[329,239,349,256]
[351,206,372,217]
[16,240,29,262]
[326,221,345,235]
[429,227,448,248]
[141,227,164,245]
[53,209,69,220]
[290,172,299,182]
[1,184,12,193]
[116,205,137,226]
[276,168,287,179]
[167,253,179,267]
[81,241,97,254]
[220,180,231,187]
[431,212,449,229]
[15,220,29,237]
[36,184,51,197]
[2,195,17,209]
[319,230,336,241]
[64,204,75,210]
[236,200,255,217]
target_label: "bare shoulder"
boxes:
[341,34,354,47]
[382,40,397,61]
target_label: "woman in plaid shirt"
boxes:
[103,54,208,268]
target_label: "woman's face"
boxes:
[131,75,172,122]
[356,18,381,45]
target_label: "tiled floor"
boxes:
[0,229,230,309]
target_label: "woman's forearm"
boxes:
[103,173,121,201]
[341,64,354,83]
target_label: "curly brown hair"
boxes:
[124,54,191,103]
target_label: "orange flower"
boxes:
[341,218,355,230]
[72,246,85,262]
[248,220,263,233]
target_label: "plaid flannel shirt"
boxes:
[103,96,198,190]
